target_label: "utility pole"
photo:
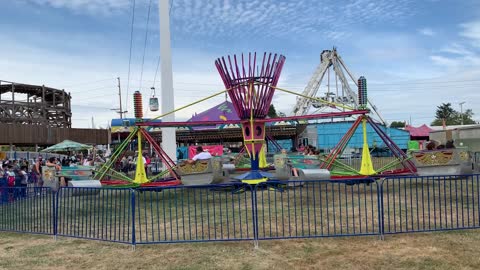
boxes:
[459,101,465,125]
[111,77,128,119]
[118,77,124,119]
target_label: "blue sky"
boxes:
[1,0,480,128]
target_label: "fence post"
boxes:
[53,188,59,240]
[250,184,259,249]
[131,189,136,251]
[377,179,385,240]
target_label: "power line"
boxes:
[150,0,173,91]
[126,77,480,88]
[74,93,116,101]
[283,79,480,89]
[71,104,113,110]
[61,78,117,88]
[367,78,480,86]
[152,56,161,89]
[125,0,137,114]
[139,0,153,92]
[69,85,115,94]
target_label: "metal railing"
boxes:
[134,184,255,244]
[0,187,54,235]
[0,174,480,247]
[254,181,381,239]
[56,187,133,244]
[380,175,480,234]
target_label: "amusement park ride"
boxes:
[292,48,385,124]
[95,51,418,188]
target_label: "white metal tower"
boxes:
[158,0,176,163]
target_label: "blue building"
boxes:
[315,121,409,151]
[267,139,293,152]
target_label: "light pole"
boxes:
[459,101,465,125]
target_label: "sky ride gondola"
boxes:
[149,87,159,112]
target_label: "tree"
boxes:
[456,109,477,125]
[268,104,278,118]
[437,103,455,120]
[390,121,406,128]
[431,103,477,126]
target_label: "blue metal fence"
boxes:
[56,187,132,244]
[134,184,255,244]
[254,181,381,240]
[0,187,54,235]
[1,175,480,246]
[381,175,480,234]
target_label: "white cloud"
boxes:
[21,0,416,43]
[429,21,480,72]
[352,33,425,62]
[460,20,480,47]
[23,0,134,15]
[0,34,235,127]
[430,55,462,69]
[439,43,472,56]
[418,27,435,36]
[7,0,480,129]
[169,0,414,41]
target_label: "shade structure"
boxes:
[188,101,239,130]
[41,140,93,153]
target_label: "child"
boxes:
[0,164,7,203]
[6,165,15,202]
[6,165,15,187]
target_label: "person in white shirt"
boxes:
[186,146,212,164]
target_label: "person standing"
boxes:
[46,157,65,187]
[32,156,44,194]
[143,153,151,176]
[18,165,28,197]
[11,160,19,171]
[0,164,8,203]
[6,165,15,202]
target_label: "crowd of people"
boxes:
[425,139,456,151]
[0,154,104,202]
[118,153,154,175]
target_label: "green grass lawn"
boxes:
[1,230,480,270]
[1,177,479,244]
